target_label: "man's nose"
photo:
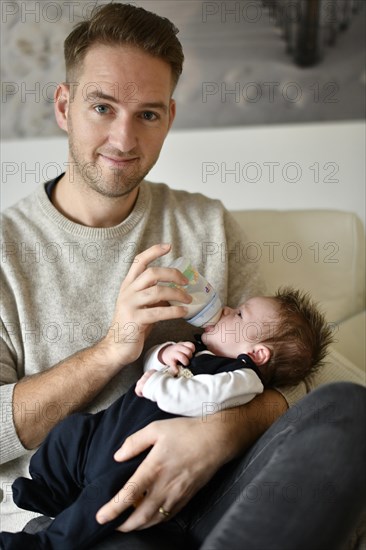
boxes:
[108,115,138,153]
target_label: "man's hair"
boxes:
[260,287,334,387]
[64,2,184,89]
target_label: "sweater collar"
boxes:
[37,175,150,240]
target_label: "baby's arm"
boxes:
[136,342,195,397]
[159,341,195,371]
[143,341,194,373]
[139,367,264,417]
[142,342,176,372]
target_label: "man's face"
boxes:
[60,43,176,198]
[201,297,279,358]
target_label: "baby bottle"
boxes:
[167,257,222,327]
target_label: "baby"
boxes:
[0,287,333,550]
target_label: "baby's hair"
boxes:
[260,287,334,387]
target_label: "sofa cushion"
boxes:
[231,210,365,324]
[333,311,366,373]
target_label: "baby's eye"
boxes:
[236,311,242,318]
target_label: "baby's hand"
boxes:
[159,341,195,375]
[135,370,157,397]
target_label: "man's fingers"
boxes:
[116,467,195,531]
[116,490,174,532]
[122,244,171,286]
[131,267,189,295]
[97,417,215,532]
[96,480,147,525]
[114,424,158,462]
[138,304,189,325]
[133,281,191,307]
[96,443,159,525]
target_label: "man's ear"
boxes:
[248,345,271,366]
[54,83,71,133]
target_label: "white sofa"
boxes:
[231,209,365,380]
[232,208,365,549]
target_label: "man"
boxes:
[1,4,364,549]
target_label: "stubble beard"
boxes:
[67,127,156,200]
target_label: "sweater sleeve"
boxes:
[142,368,264,417]
[0,327,28,464]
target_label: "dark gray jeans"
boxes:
[24,382,366,550]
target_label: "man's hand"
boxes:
[96,416,223,531]
[100,244,192,369]
[95,390,288,531]
[12,243,192,450]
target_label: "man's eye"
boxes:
[94,105,110,114]
[142,111,158,121]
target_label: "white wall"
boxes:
[1,121,365,226]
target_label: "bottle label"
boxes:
[167,257,222,327]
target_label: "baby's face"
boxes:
[201,296,279,358]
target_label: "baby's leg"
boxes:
[3,452,148,550]
[13,411,100,517]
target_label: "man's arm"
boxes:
[96,388,288,531]
[12,341,124,450]
[9,245,192,452]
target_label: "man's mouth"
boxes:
[99,154,139,167]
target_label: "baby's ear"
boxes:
[249,345,271,366]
